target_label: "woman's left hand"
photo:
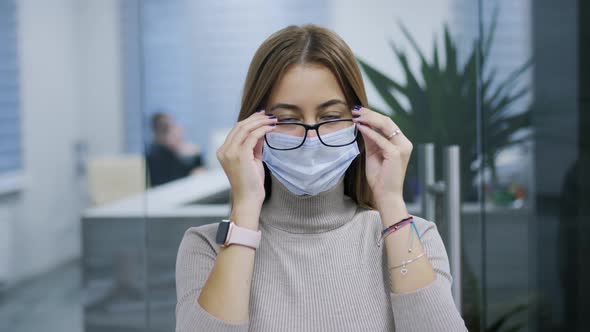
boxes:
[352,106,413,210]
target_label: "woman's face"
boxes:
[265,63,352,138]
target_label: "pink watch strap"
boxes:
[224,220,262,249]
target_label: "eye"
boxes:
[321,115,341,120]
[277,117,299,123]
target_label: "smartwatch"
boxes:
[215,219,262,250]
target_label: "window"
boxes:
[0,0,22,177]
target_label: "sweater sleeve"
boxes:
[175,226,249,332]
[388,217,468,332]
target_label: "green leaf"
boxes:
[483,6,500,61]
[443,25,458,76]
[356,57,408,116]
[487,59,533,105]
[359,15,532,200]
[397,21,428,64]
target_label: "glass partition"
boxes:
[81,0,149,331]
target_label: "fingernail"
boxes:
[258,109,265,113]
[352,105,362,111]
[267,115,276,119]
[353,114,361,118]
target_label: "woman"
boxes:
[175,24,467,331]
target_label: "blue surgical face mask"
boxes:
[262,125,360,196]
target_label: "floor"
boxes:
[0,260,82,332]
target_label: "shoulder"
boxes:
[352,207,383,235]
[408,215,438,237]
[175,224,221,303]
[177,223,220,258]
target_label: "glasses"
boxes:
[264,118,358,150]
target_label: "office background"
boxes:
[0,0,588,331]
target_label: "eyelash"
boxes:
[278,114,341,122]
[278,117,298,122]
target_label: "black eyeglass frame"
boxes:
[264,118,358,151]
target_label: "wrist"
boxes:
[216,219,262,250]
[230,202,261,231]
[375,194,405,211]
[233,193,265,209]
[377,196,410,228]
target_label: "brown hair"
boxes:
[238,24,375,209]
[151,112,170,137]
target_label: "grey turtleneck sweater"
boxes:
[175,174,468,331]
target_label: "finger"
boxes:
[353,108,413,153]
[352,107,400,140]
[357,123,399,158]
[243,124,276,154]
[223,110,267,148]
[253,134,265,160]
[218,116,275,165]
[231,115,277,147]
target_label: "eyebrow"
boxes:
[269,99,347,112]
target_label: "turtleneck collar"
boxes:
[259,172,359,234]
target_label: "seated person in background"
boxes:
[146,112,205,187]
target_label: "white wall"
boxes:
[8,0,80,284]
[0,0,124,286]
[76,0,125,156]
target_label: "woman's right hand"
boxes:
[216,110,277,213]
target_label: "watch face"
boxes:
[215,221,230,245]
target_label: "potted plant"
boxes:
[357,14,532,202]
